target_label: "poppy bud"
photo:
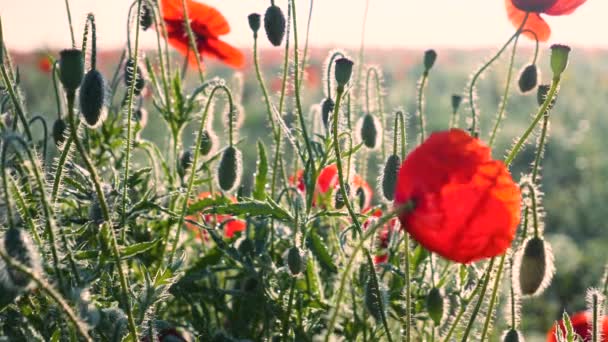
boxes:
[516,236,554,297]
[79,69,106,127]
[502,329,522,342]
[356,187,367,210]
[451,95,462,113]
[550,44,571,78]
[248,13,261,34]
[364,277,386,322]
[237,239,254,257]
[358,114,381,150]
[426,287,444,326]
[217,146,242,192]
[2,227,42,291]
[321,98,334,131]
[200,129,217,156]
[179,149,193,175]
[241,276,259,293]
[59,49,84,92]
[381,154,400,201]
[518,64,538,93]
[124,58,145,95]
[140,3,153,31]
[334,58,354,88]
[286,246,303,276]
[134,107,148,129]
[334,183,350,209]
[423,49,437,72]
[537,84,557,109]
[264,5,286,46]
[52,118,68,145]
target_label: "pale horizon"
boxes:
[0,0,605,52]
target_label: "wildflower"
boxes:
[37,55,52,73]
[505,0,587,42]
[185,192,246,240]
[547,311,608,341]
[160,0,244,68]
[394,129,521,264]
[363,209,398,265]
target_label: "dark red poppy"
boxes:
[394,129,521,264]
[505,0,587,42]
[160,0,244,68]
[547,311,608,341]
[185,192,246,240]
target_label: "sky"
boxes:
[0,0,605,52]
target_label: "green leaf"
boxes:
[204,200,293,222]
[307,230,337,273]
[186,196,232,215]
[75,240,159,260]
[253,140,268,200]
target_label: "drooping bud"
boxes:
[264,5,286,46]
[451,95,462,113]
[426,287,444,326]
[334,183,350,209]
[79,69,106,127]
[199,129,217,157]
[357,114,382,150]
[381,155,400,201]
[248,13,261,34]
[423,49,437,72]
[216,146,242,193]
[321,98,334,131]
[52,118,68,145]
[179,149,193,176]
[59,49,84,92]
[124,58,145,96]
[334,58,354,88]
[502,329,522,342]
[140,3,153,31]
[550,44,571,78]
[515,236,554,297]
[134,107,148,129]
[518,64,538,93]
[286,247,303,276]
[1,227,42,291]
[536,84,557,110]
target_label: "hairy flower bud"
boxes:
[52,118,68,145]
[426,287,444,326]
[1,227,42,291]
[516,236,554,296]
[140,3,153,31]
[518,64,539,93]
[502,329,522,342]
[358,114,382,150]
[79,69,106,127]
[321,98,334,131]
[124,58,145,96]
[264,5,286,46]
[59,49,84,92]
[451,95,462,113]
[217,146,242,192]
[381,154,400,201]
[286,247,304,276]
[334,58,354,88]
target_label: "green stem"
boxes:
[403,232,411,342]
[416,72,428,143]
[479,254,507,340]
[0,64,33,140]
[51,134,74,203]
[488,34,520,147]
[121,0,143,240]
[297,0,314,92]
[63,0,76,48]
[282,278,297,340]
[180,0,204,83]
[460,257,496,342]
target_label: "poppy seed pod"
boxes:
[426,287,444,326]
[286,247,303,276]
[321,98,334,131]
[140,3,153,31]
[334,58,354,88]
[381,154,401,201]
[248,13,261,34]
[451,95,462,112]
[59,49,84,92]
[550,44,571,78]
[79,69,106,127]
[423,49,437,72]
[516,236,554,296]
[2,227,41,291]
[264,5,286,46]
[217,146,242,192]
[52,118,68,145]
[518,64,538,93]
[358,114,381,150]
[502,329,522,342]
[124,58,145,95]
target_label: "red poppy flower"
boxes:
[160,0,244,68]
[505,0,587,42]
[394,129,521,264]
[185,192,246,240]
[37,56,52,74]
[363,209,399,264]
[547,311,608,341]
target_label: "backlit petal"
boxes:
[545,0,587,15]
[506,0,551,42]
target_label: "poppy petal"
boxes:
[161,0,230,36]
[202,39,245,68]
[224,220,246,238]
[545,0,587,15]
[505,0,552,42]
